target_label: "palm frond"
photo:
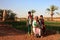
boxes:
[31,10,36,13]
[46,8,50,11]
[50,5,58,11]
[56,12,60,15]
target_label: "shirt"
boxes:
[32,20,40,28]
[28,15,32,25]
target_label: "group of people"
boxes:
[27,11,46,38]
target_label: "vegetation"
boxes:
[29,10,36,19]
[46,5,58,21]
[0,21,60,34]
[1,21,59,33]
[0,5,60,33]
[5,10,16,21]
[0,9,16,21]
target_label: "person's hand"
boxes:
[26,22,28,27]
[43,25,46,27]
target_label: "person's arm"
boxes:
[42,19,45,28]
[33,21,37,28]
[26,16,29,27]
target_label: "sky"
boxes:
[0,0,60,18]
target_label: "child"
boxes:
[32,16,41,38]
[27,11,32,35]
[39,15,46,35]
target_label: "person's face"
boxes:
[28,13,31,16]
[40,16,43,19]
[35,16,38,21]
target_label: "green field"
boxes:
[0,21,60,33]
[13,21,60,32]
[13,21,60,33]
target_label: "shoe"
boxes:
[28,32,30,36]
[36,36,39,38]
[39,36,41,38]
[36,34,39,38]
[28,32,29,34]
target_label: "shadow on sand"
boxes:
[42,26,60,37]
[0,24,26,37]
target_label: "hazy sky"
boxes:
[0,0,60,18]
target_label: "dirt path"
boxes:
[0,24,60,40]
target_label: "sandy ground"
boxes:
[0,24,60,40]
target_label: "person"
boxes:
[27,11,32,35]
[32,16,41,38]
[39,15,46,35]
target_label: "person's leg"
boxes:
[30,25,31,34]
[35,28,41,38]
[33,28,36,36]
[39,28,41,36]
[42,27,46,35]
[31,26,33,35]
[43,29,46,35]
[28,25,31,35]
[28,25,30,34]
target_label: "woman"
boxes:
[32,16,41,38]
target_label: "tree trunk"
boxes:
[50,11,53,21]
[3,10,5,21]
[31,13,33,21]
[51,14,53,21]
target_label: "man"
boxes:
[39,15,46,35]
[27,11,32,35]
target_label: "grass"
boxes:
[12,21,60,33]
[45,21,60,25]
[45,21,60,30]
[46,25,60,31]
[0,21,60,33]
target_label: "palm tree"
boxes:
[0,9,3,17]
[56,12,60,15]
[0,9,16,21]
[0,9,3,13]
[4,10,16,21]
[30,10,36,19]
[7,10,13,14]
[7,10,13,18]
[0,9,3,21]
[0,9,7,21]
[7,10,16,20]
[46,5,58,21]
[9,13,16,20]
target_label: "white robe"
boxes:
[32,20,41,36]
